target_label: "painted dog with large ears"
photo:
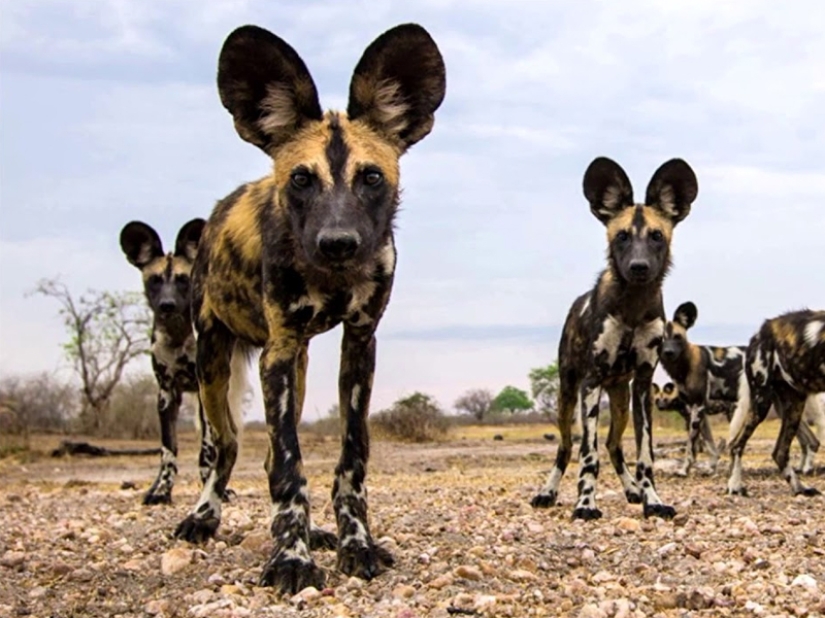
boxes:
[532,157,698,521]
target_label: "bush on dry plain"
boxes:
[370,392,452,442]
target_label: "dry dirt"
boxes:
[1,424,824,618]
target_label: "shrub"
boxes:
[371,392,451,442]
[0,373,77,434]
[102,373,162,440]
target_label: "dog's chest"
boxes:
[152,332,198,392]
[592,315,663,375]
[286,278,378,336]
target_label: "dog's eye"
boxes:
[363,170,383,187]
[616,230,630,242]
[148,275,163,288]
[175,275,190,289]
[290,171,312,189]
[650,230,664,242]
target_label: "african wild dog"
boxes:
[171,24,445,593]
[727,310,825,496]
[120,219,227,505]
[531,157,698,521]
[651,381,725,472]
[660,301,821,477]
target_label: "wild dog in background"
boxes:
[120,219,227,505]
[660,302,821,476]
[651,381,726,472]
[531,157,698,521]
[172,24,445,593]
[727,310,825,496]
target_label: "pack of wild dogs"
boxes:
[114,23,825,593]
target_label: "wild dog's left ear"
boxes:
[174,218,207,262]
[673,301,698,329]
[348,23,446,152]
[651,383,661,396]
[645,159,698,224]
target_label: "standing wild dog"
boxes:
[727,310,825,496]
[531,157,698,521]
[172,24,445,593]
[660,301,821,476]
[650,381,725,471]
[120,219,226,505]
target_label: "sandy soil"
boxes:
[1,425,824,618]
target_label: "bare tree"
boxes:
[454,388,494,421]
[31,278,152,434]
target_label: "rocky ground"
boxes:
[1,425,824,618]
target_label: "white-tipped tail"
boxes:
[728,374,751,443]
[227,342,254,439]
[804,394,825,444]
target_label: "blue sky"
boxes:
[2,1,824,420]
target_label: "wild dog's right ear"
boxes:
[673,301,698,330]
[174,218,207,262]
[120,222,163,268]
[217,25,323,154]
[663,382,676,395]
[348,23,446,152]
[582,157,634,224]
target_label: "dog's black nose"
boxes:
[629,260,650,276]
[317,230,360,261]
[159,300,176,314]
[661,348,675,360]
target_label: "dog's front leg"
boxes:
[632,367,675,519]
[333,325,394,579]
[143,386,180,505]
[258,338,325,594]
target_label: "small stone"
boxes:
[592,570,614,583]
[475,594,498,610]
[684,544,702,559]
[291,586,321,605]
[28,587,48,600]
[454,565,482,581]
[417,552,431,565]
[791,574,817,590]
[657,542,677,557]
[161,548,193,576]
[220,584,242,596]
[453,593,474,608]
[429,574,453,589]
[672,513,689,526]
[508,569,537,582]
[616,517,640,532]
[144,599,169,615]
[0,551,25,568]
[69,568,93,582]
[207,573,226,586]
[239,532,270,552]
[393,585,415,599]
[578,603,608,618]
[190,589,214,604]
[119,544,135,554]
[582,548,596,562]
[526,523,544,534]
[122,559,143,571]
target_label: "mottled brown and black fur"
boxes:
[651,381,726,470]
[120,219,225,505]
[532,157,698,521]
[660,301,820,477]
[728,309,825,496]
[172,23,445,594]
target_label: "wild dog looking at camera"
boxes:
[171,24,445,593]
[120,219,226,505]
[651,381,726,471]
[660,302,821,477]
[727,310,825,496]
[531,157,698,521]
